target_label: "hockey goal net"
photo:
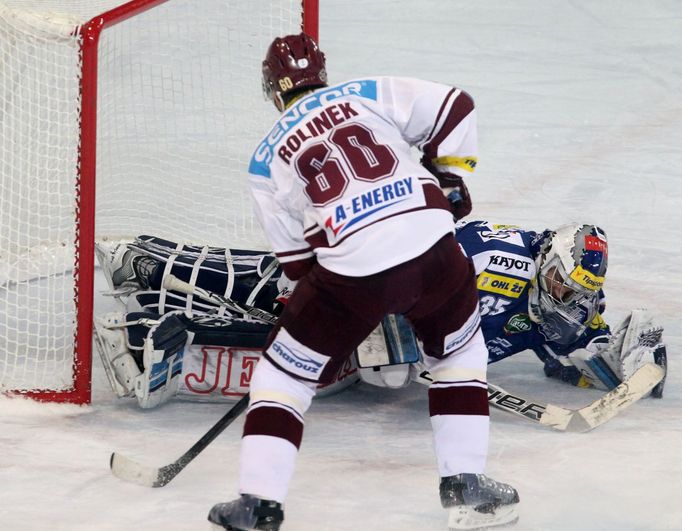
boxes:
[0,0,318,403]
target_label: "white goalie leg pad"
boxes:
[359,364,412,389]
[134,312,190,409]
[356,323,390,367]
[357,314,421,388]
[93,312,142,398]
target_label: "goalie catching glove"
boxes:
[546,309,666,396]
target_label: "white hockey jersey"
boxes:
[248,76,478,278]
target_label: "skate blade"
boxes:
[208,521,252,531]
[448,504,519,530]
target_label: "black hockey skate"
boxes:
[208,494,283,531]
[440,473,519,530]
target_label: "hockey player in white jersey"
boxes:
[205,33,518,531]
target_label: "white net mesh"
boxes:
[0,0,305,398]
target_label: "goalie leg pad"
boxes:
[135,312,189,409]
[358,364,411,389]
[93,313,143,398]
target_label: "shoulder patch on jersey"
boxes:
[476,271,528,298]
[249,79,379,179]
[503,313,532,334]
[477,227,525,247]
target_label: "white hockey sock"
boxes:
[431,414,489,476]
[426,328,490,476]
[239,434,299,503]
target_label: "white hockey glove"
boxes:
[568,309,665,392]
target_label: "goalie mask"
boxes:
[262,32,327,110]
[529,223,608,344]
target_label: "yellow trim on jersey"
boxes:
[431,155,478,172]
[569,265,605,291]
[476,272,527,298]
[492,224,520,230]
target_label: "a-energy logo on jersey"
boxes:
[250,80,378,178]
[324,177,415,237]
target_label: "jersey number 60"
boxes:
[295,123,398,206]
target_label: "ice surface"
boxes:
[1,1,681,530]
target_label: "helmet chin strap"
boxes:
[527,277,543,324]
[274,92,286,112]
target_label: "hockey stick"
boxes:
[110,393,249,487]
[162,274,278,325]
[379,317,666,432]
[111,277,275,488]
[487,362,665,432]
[111,259,326,487]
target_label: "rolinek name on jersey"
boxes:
[250,80,378,177]
[325,177,414,236]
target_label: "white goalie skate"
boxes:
[95,239,151,296]
[440,473,519,530]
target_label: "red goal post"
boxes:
[0,0,319,404]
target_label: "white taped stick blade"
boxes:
[538,404,573,431]
[110,452,162,487]
[565,362,664,433]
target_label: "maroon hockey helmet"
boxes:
[262,33,327,106]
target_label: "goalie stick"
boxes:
[110,393,249,487]
[377,314,666,432]
[110,276,280,488]
[162,274,278,325]
[486,362,665,432]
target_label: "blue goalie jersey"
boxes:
[454,221,610,364]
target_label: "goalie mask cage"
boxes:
[0,0,319,404]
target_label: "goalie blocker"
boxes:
[94,311,358,408]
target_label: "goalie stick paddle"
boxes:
[162,274,278,325]
[487,362,665,432]
[110,393,249,488]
